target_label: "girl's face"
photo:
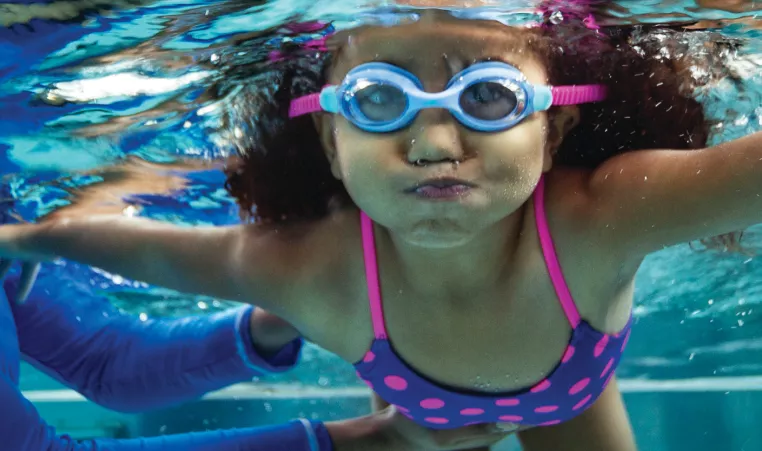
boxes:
[316,15,577,248]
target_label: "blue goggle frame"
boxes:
[320,62,552,133]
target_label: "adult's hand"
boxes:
[329,405,515,451]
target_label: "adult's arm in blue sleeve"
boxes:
[0,372,334,451]
[8,274,303,412]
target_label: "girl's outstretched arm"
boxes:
[0,212,341,328]
[573,131,762,260]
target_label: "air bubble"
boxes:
[549,11,564,25]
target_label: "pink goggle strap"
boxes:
[550,84,607,105]
[289,93,323,118]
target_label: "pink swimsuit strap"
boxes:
[360,212,388,339]
[360,175,582,340]
[533,176,582,328]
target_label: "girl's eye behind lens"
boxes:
[459,81,517,121]
[354,83,407,121]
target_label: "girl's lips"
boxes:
[406,178,475,200]
[414,184,472,199]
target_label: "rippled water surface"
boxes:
[1,0,762,386]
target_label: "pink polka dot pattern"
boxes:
[420,398,445,409]
[352,315,632,430]
[499,415,524,422]
[594,335,609,357]
[573,395,592,411]
[600,358,614,378]
[569,378,590,395]
[496,398,520,407]
[530,379,551,393]
[425,417,449,425]
[621,330,631,352]
[384,375,408,391]
[562,345,575,363]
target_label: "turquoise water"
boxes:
[3,0,762,449]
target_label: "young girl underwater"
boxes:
[2,7,760,451]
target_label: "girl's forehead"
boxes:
[327,20,546,83]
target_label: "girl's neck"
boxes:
[378,209,526,301]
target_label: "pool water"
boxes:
[2,0,762,449]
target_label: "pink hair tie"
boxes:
[583,13,600,30]
[536,0,600,30]
[303,37,328,51]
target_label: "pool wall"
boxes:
[23,363,762,451]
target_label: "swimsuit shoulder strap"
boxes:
[360,211,388,339]
[533,176,582,328]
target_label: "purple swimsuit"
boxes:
[353,177,632,429]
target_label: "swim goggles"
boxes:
[289,62,607,133]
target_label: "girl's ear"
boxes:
[313,114,342,180]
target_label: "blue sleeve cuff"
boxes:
[235,306,303,373]
[308,420,335,451]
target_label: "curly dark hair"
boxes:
[222,24,342,223]
[222,13,744,250]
